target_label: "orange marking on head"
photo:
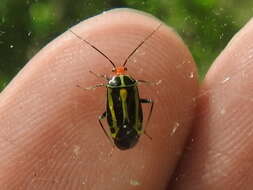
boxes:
[113,66,127,75]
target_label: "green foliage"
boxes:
[29,2,56,31]
[0,0,252,91]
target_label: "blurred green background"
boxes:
[0,0,252,91]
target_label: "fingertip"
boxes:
[68,8,199,189]
[0,9,198,189]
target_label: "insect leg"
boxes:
[140,98,154,140]
[137,79,162,86]
[77,83,105,90]
[89,70,110,81]
[99,111,115,147]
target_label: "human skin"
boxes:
[0,8,252,190]
[170,18,253,190]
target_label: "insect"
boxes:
[70,23,161,150]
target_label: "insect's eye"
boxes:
[112,68,116,72]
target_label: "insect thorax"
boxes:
[107,75,136,88]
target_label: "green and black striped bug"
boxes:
[70,23,161,150]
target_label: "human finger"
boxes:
[171,19,253,190]
[0,9,198,189]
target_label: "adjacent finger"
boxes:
[171,19,253,190]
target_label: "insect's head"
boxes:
[112,66,127,75]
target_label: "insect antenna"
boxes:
[69,29,116,68]
[123,23,162,67]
